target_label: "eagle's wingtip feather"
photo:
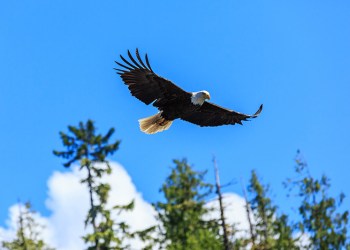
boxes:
[253,104,263,117]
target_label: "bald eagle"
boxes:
[115,49,263,134]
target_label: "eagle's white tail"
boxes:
[138,113,173,134]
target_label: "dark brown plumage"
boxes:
[115,49,263,134]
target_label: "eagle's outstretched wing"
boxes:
[180,102,263,127]
[115,49,190,105]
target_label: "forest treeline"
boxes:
[2,120,349,250]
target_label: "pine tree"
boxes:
[286,151,350,250]
[153,159,222,250]
[1,202,54,250]
[53,120,135,249]
[245,170,297,250]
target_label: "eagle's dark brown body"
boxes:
[115,49,263,134]
[153,94,197,121]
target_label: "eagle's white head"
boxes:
[191,90,211,105]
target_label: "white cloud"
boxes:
[0,162,251,250]
[45,167,91,249]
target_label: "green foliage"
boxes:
[285,151,350,250]
[273,214,299,250]
[54,120,136,249]
[53,120,119,168]
[248,170,276,248]
[244,170,297,250]
[1,202,54,250]
[153,159,222,250]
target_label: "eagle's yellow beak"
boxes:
[206,93,211,100]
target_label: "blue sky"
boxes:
[1,0,350,225]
